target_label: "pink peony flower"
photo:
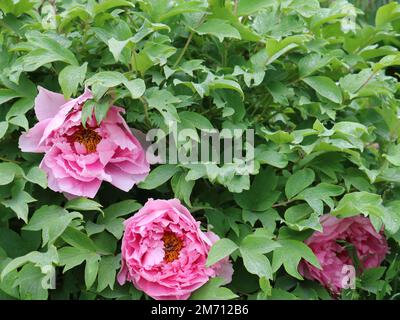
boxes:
[117,198,233,300]
[19,87,150,198]
[299,214,388,295]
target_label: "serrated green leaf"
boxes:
[191,278,238,300]
[285,168,315,199]
[23,205,82,247]
[206,238,238,267]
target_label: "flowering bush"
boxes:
[1,0,400,300]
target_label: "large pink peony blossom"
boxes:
[19,87,150,198]
[299,214,388,295]
[118,198,233,300]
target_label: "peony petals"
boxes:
[34,86,67,121]
[299,214,388,295]
[18,87,149,199]
[118,199,234,300]
[18,119,51,153]
[106,164,141,192]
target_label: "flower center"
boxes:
[162,232,183,263]
[72,126,102,153]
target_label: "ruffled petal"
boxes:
[34,86,67,121]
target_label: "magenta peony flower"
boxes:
[19,87,150,198]
[299,214,388,295]
[117,198,233,300]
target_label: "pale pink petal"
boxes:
[106,164,142,192]
[34,86,67,121]
[118,199,233,300]
[18,119,50,152]
[299,214,388,295]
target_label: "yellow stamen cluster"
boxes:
[72,126,102,153]
[162,232,183,263]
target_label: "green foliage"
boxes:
[0,0,400,300]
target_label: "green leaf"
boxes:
[108,38,130,62]
[384,144,400,166]
[191,278,238,300]
[86,71,126,89]
[0,257,20,299]
[206,238,238,267]
[339,69,374,98]
[1,180,36,222]
[171,171,195,207]
[234,169,280,211]
[238,230,279,279]
[1,245,58,281]
[196,19,241,42]
[208,78,244,98]
[298,53,333,78]
[302,76,342,104]
[375,2,400,27]
[91,200,142,239]
[139,164,181,190]
[65,198,103,214]
[240,249,273,279]
[102,200,142,221]
[384,201,400,234]
[58,246,91,272]
[295,183,345,214]
[6,97,34,121]
[237,0,274,16]
[85,254,100,290]
[15,264,48,300]
[8,114,28,131]
[81,100,95,127]
[256,149,288,168]
[0,121,8,139]
[145,88,181,122]
[265,35,310,64]
[179,111,213,130]
[124,78,146,99]
[285,168,315,199]
[61,226,97,252]
[26,32,78,66]
[284,204,322,232]
[58,63,88,99]
[0,88,19,105]
[10,50,63,83]
[97,255,121,292]
[240,233,281,255]
[25,166,47,189]
[0,227,35,258]
[261,129,294,144]
[93,0,134,15]
[373,54,400,72]
[23,205,82,247]
[94,97,112,125]
[0,162,21,186]
[332,192,384,219]
[272,239,320,280]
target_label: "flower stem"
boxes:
[173,32,194,69]
[0,157,21,164]
[272,199,295,208]
[139,96,151,127]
